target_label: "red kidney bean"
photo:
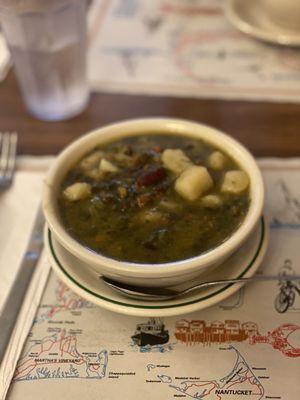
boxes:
[137,167,166,187]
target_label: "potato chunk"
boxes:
[63,182,91,201]
[221,170,249,194]
[162,149,192,176]
[175,166,213,201]
[208,151,227,170]
[85,168,104,180]
[201,194,222,208]
[79,150,103,171]
[99,158,119,173]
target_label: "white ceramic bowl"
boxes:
[43,118,264,287]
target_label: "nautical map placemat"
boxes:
[87,0,300,103]
[2,158,300,400]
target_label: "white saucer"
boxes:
[226,0,300,47]
[45,218,268,317]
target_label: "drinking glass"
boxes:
[0,0,89,121]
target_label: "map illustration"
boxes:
[36,280,94,323]
[175,319,300,357]
[13,329,108,381]
[270,180,300,229]
[88,0,300,103]
[155,346,264,399]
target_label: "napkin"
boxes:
[0,157,53,399]
[0,156,53,314]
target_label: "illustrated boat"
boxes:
[131,318,169,347]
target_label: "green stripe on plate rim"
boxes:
[48,218,265,310]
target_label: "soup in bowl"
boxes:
[43,119,264,287]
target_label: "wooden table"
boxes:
[1,71,299,157]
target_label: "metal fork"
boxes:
[0,132,18,189]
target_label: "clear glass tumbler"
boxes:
[0,0,89,121]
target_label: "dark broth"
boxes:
[58,135,250,263]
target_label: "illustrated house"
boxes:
[190,320,205,332]
[211,321,225,342]
[190,320,206,342]
[225,320,241,341]
[175,319,190,341]
[242,322,259,337]
[176,319,190,332]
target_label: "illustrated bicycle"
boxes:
[275,279,300,313]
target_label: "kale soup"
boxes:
[58,135,250,264]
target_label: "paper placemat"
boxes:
[0,157,299,400]
[88,0,300,103]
